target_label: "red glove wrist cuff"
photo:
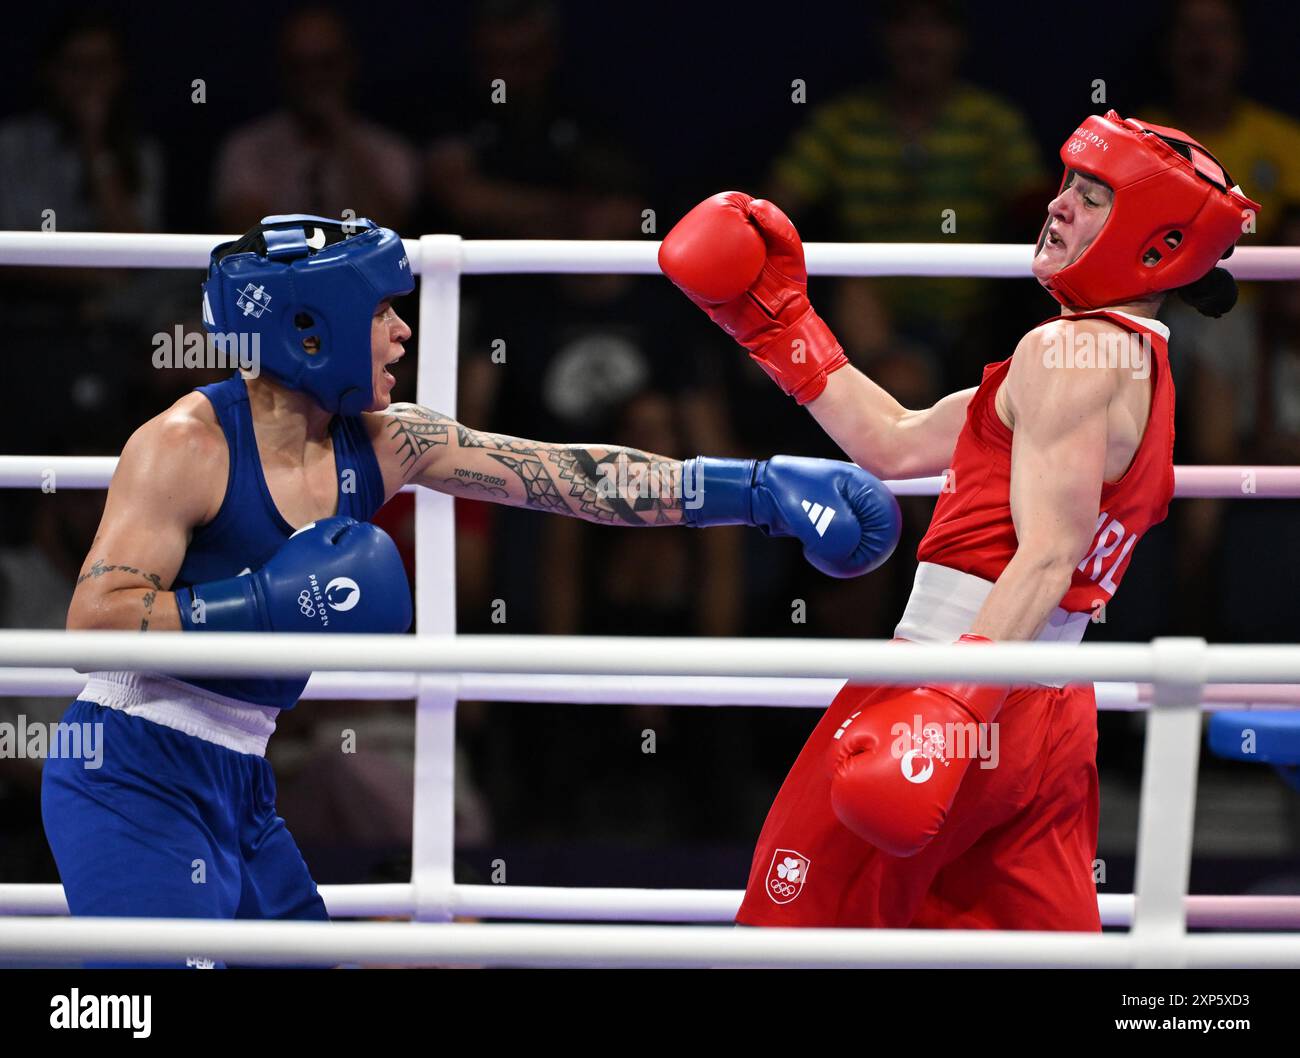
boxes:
[750,309,848,404]
[929,634,1006,726]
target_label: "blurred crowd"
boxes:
[1,0,1298,892]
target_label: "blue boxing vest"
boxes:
[169,373,386,708]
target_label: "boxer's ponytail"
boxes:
[1177,266,1239,318]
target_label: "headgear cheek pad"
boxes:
[1039,110,1261,310]
[202,215,414,415]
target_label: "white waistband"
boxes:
[78,672,279,756]
[893,563,1091,687]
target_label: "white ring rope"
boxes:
[4,455,1300,498]
[2,917,1299,968]
[5,883,1300,930]
[0,632,1298,684]
[0,668,1297,709]
[1,231,1298,279]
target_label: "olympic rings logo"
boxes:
[770,879,797,898]
[298,590,316,618]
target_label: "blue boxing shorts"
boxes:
[41,682,327,968]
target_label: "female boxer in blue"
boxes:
[41,215,901,962]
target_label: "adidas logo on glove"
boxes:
[801,499,837,537]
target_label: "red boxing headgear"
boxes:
[1038,110,1260,310]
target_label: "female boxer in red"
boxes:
[660,111,1258,929]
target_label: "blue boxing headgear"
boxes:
[201,215,414,415]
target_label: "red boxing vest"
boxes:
[916,311,1175,613]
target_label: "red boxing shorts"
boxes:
[736,679,1100,930]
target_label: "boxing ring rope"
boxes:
[5,631,1300,683]
[6,454,1300,497]
[1,231,1299,967]
[2,666,1299,709]
[2,231,1298,278]
[7,918,1300,969]
[4,880,1300,930]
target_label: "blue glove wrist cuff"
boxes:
[682,457,758,527]
[175,576,267,633]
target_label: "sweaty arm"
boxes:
[373,404,685,526]
[66,408,224,632]
[969,326,1116,641]
[369,405,901,577]
[806,367,975,480]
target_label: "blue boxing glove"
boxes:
[682,455,901,577]
[175,516,412,633]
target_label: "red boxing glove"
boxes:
[658,191,848,404]
[827,634,1008,857]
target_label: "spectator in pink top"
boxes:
[212,5,418,232]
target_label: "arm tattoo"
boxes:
[442,468,509,497]
[77,560,166,632]
[456,425,538,454]
[400,406,685,526]
[488,452,571,514]
[386,404,453,469]
[483,439,683,526]
[77,559,164,592]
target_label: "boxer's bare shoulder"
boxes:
[113,392,229,527]
[997,318,1128,431]
[1018,315,1133,363]
[122,390,219,442]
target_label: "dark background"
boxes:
[1,1,1299,222]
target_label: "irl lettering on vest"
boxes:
[1079,511,1137,595]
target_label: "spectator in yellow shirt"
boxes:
[767,0,1048,355]
[1140,0,1300,242]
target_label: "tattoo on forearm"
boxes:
[77,559,165,631]
[455,425,536,453]
[554,449,641,523]
[451,467,508,488]
[400,405,684,526]
[77,559,164,592]
[386,404,453,468]
[486,442,682,525]
[488,453,571,513]
[443,468,508,497]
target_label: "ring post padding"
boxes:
[410,234,464,922]
[1132,637,1208,966]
